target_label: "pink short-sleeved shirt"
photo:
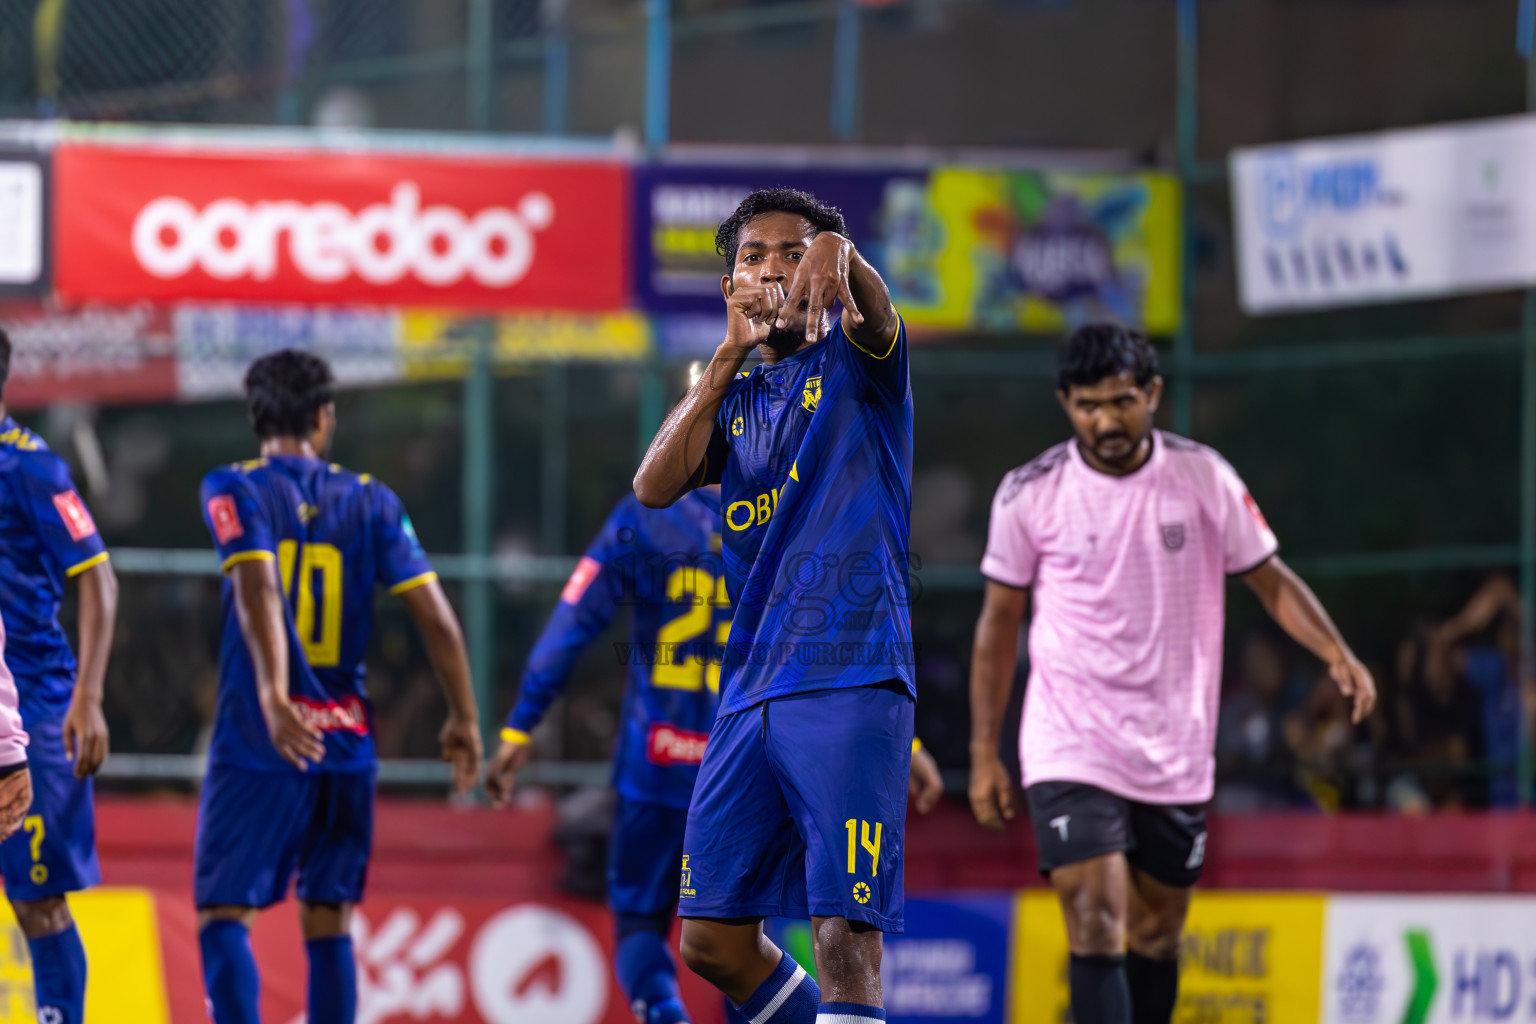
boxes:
[981,431,1278,805]
[0,616,29,768]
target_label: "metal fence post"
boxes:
[463,320,497,747]
[637,358,665,466]
[543,30,570,135]
[830,0,863,142]
[1172,0,1198,437]
[1520,44,1536,806]
[467,0,496,131]
[645,0,671,147]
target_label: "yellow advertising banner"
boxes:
[400,310,653,377]
[0,888,169,1024]
[889,168,1182,336]
[1011,889,1326,1024]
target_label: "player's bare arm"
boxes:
[0,768,31,843]
[1242,555,1376,723]
[63,559,116,779]
[229,557,325,770]
[399,579,483,796]
[968,579,1029,830]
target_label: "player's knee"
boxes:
[811,917,882,991]
[299,900,353,940]
[678,921,740,986]
[10,896,71,939]
[1127,904,1187,961]
[1061,887,1125,954]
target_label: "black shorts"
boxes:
[1026,781,1208,889]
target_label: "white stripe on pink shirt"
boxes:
[982,431,1278,805]
[0,615,28,768]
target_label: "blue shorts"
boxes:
[194,764,376,909]
[679,683,914,932]
[0,719,99,901]
[609,797,687,920]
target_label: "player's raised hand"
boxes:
[62,693,109,779]
[778,232,862,342]
[908,742,944,814]
[968,752,1017,831]
[261,697,326,771]
[439,713,483,797]
[724,282,786,351]
[484,735,534,808]
[1329,653,1377,724]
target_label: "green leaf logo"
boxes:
[1401,929,1438,1024]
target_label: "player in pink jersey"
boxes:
[0,614,31,843]
[967,325,1375,1024]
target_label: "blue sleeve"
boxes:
[505,501,633,734]
[200,470,275,572]
[19,453,108,580]
[839,314,909,405]
[370,483,437,596]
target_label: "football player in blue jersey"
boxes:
[483,476,943,1024]
[0,326,118,1024]
[195,350,483,1024]
[634,188,917,1024]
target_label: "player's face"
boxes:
[1057,373,1163,469]
[310,402,337,457]
[722,212,828,348]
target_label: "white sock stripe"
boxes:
[751,964,807,1024]
[815,1014,884,1024]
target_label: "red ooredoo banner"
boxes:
[53,145,628,311]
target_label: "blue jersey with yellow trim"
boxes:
[699,318,915,715]
[0,417,109,724]
[199,455,435,772]
[506,490,728,808]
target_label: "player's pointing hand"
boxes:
[1329,653,1377,725]
[778,232,862,341]
[262,697,326,771]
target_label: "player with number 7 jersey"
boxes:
[193,350,482,1024]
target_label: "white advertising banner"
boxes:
[1323,895,1536,1024]
[1230,114,1536,314]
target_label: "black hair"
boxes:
[715,187,848,269]
[0,326,9,400]
[1056,323,1160,392]
[244,349,335,440]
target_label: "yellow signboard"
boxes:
[1011,889,1325,1024]
[400,310,652,378]
[0,888,169,1024]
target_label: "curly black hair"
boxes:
[714,187,848,270]
[0,326,10,400]
[244,349,335,440]
[1056,323,1159,392]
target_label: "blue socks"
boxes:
[737,951,821,1024]
[616,923,688,1024]
[817,1004,886,1023]
[199,919,260,1024]
[27,923,87,1024]
[306,935,358,1024]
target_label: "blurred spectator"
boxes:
[1421,576,1525,808]
[1214,628,1310,813]
[1395,619,1486,810]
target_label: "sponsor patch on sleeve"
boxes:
[1243,492,1270,531]
[207,494,244,545]
[52,490,98,541]
[560,556,602,605]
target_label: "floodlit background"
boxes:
[0,0,1534,1021]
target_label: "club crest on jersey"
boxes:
[802,376,822,412]
[1161,523,1186,551]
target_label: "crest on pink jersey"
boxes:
[1161,523,1186,550]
